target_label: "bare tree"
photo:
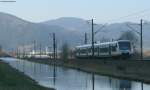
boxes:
[61,43,70,62]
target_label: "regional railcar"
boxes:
[75,40,134,58]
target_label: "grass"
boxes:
[0,61,55,90]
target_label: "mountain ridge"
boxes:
[0,12,150,51]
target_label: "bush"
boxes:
[61,43,70,62]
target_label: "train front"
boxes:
[117,40,134,57]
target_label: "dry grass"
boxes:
[0,61,55,90]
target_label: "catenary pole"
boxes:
[140,19,143,60]
[92,19,94,58]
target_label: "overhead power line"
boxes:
[94,24,107,34]
[126,23,140,35]
[107,8,150,23]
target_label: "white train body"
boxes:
[75,40,134,58]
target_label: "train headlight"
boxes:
[121,50,130,56]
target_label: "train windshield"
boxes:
[118,41,131,50]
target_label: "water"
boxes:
[1,57,150,90]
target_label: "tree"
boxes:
[61,43,70,62]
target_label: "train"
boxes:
[75,40,134,58]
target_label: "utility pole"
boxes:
[141,82,143,90]
[126,19,144,60]
[39,43,42,58]
[53,33,56,60]
[50,33,57,80]
[33,40,36,57]
[140,19,143,60]
[91,19,94,58]
[56,40,58,59]
[87,19,106,58]
[92,73,95,90]
[52,33,56,79]
[23,44,25,58]
[84,32,87,44]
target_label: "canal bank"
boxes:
[24,58,150,84]
[0,60,55,90]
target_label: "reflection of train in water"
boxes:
[75,40,134,58]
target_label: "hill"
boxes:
[0,12,150,52]
[0,12,82,51]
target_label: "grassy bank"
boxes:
[25,58,150,84]
[64,59,150,83]
[0,60,55,90]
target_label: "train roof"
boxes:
[75,40,131,48]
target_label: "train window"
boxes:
[94,47,99,52]
[88,48,91,52]
[80,49,86,53]
[111,46,117,52]
[118,42,131,50]
[100,47,109,53]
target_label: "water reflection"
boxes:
[119,80,131,90]
[0,58,149,90]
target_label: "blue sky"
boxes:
[0,0,150,23]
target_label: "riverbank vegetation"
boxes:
[0,61,55,90]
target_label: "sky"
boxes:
[0,0,150,23]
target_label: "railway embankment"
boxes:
[25,58,150,83]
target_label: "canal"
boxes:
[1,57,150,90]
